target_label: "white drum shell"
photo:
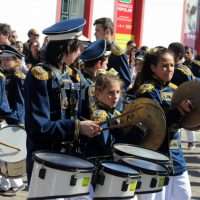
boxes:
[94,171,138,199]
[28,161,93,199]
[136,173,166,194]
[0,160,26,177]
[0,125,26,177]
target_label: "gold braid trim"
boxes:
[15,71,26,79]
[0,71,5,79]
[137,83,155,94]
[31,66,50,80]
[74,119,80,142]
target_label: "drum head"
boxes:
[122,157,168,175]
[113,144,169,163]
[34,152,94,171]
[0,125,26,162]
[101,161,139,177]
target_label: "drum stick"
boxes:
[80,107,143,131]
[80,116,134,131]
[0,141,21,151]
[100,123,134,131]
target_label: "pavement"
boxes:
[1,130,200,200]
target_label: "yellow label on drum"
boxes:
[159,176,165,187]
[129,181,137,191]
[82,177,90,187]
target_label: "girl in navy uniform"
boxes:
[24,19,100,187]
[132,47,192,200]
[81,71,123,159]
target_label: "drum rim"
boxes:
[33,151,95,172]
[121,157,168,175]
[0,124,25,130]
[113,143,169,163]
[100,161,140,178]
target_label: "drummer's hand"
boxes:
[80,120,101,138]
[177,99,192,115]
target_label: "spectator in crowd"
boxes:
[15,41,29,73]
[9,30,18,47]
[23,28,40,59]
[0,23,11,45]
[25,40,41,68]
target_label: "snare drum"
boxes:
[94,161,140,199]
[121,157,169,194]
[28,152,95,199]
[113,143,170,169]
[0,125,26,177]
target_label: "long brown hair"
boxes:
[133,47,174,91]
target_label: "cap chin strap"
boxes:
[48,31,82,41]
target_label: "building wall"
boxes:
[0,0,187,49]
[0,0,57,43]
[91,0,115,41]
[90,0,185,48]
[142,0,184,48]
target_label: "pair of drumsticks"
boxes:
[80,107,142,132]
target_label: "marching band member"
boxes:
[80,39,112,117]
[0,45,25,196]
[184,46,200,78]
[93,17,132,90]
[183,46,200,149]
[80,39,111,87]
[24,18,100,187]
[168,42,195,86]
[132,47,192,200]
[80,71,123,158]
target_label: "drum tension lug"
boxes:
[164,177,169,186]
[136,181,142,189]
[96,173,105,185]
[39,168,46,179]
[121,181,129,192]
[150,177,157,188]
[70,175,77,186]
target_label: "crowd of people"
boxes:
[0,17,199,200]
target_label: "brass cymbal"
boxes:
[120,98,166,150]
[172,79,200,130]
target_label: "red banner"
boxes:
[114,0,134,35]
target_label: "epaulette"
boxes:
[113,110,121,117]
[177,65,193,76]
[31,66,50,80]
[137,83,155,94]
[0,71,5,79]
[111,43,125,56]
[97,68,118,76]
[193,60,200,67]
[14,71,26,79]
[168,82,178,90]
[88,85,95,97]
[92,110,108,123]
[66,66,73,76]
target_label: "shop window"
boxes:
[61,0,85,20]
